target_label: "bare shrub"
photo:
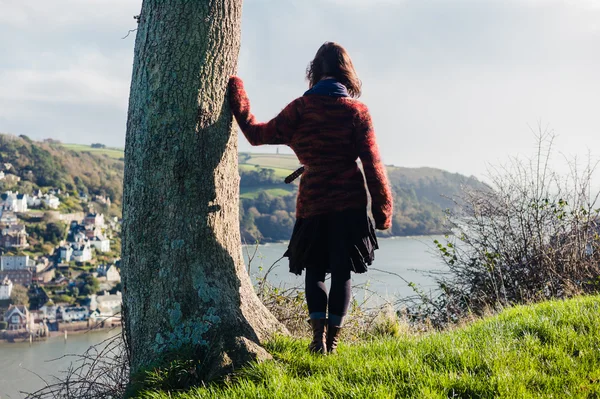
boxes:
[26,331,128,399]
[411,130,600,327]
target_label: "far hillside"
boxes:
[236,153,489,241]
[28,140,488,241]
[60,143,124,160]
[0,135,124,216]
[385,166,489,236]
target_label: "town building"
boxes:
[1,191,28,213]
[58,246,73,262]
[27,195,41,208]
[97,264,120,283]
[42,194,60,209]
[1,224,29,249]
[0,255,33,271]
[91,236,110,253]
[3,305,32,330]
[0,276,13,300]
[89,291,122,321]
[39,304,59,322]
[60,306,89,322]
[35,268,55,284]
[84,213,105,228]
[85,225,103,239]
[72,242,92,262]
[0,269,33,286]
[0,211,18,225]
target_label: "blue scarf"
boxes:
[304,78,349,97]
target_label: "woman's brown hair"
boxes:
[306,42,362,98]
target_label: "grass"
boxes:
[61,143,125,159]
[140,296,600,398]
[242,153,300,170]
[240,185,296,199]
[238,163,296,179]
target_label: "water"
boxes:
[0,329,121,399]
[0,236,445,398]
[245,236,445,305]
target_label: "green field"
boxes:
[240,185,295,199]
[240,153,300,170]
[61,146,299,198]
[238,163,296,179]
[61,147,299,170]
[61,143,125,159]
[139,296,600,398]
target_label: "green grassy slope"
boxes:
[61,143,125,159]
[241,153,300,170]
[240,186,295,200]
[142,296,600,398]
[238,163,293,179]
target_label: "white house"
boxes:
[42,194,60,209]
[97,264,120,283]
[60,306,89,322]
[0,171,4,180]
[71,230,87,243]
[39,304,59,322]
[0,255,33,271]
[91,236,110,253]
[90,291,122,318]
[1,191,28,213]
[0,276,13,300]
[27,195,42,208]
[58,246,73,262]
[72,242,92,262]
[34,257,49,273]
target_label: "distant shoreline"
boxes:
[0,324,121,345]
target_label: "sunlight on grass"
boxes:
[140,296,600,398]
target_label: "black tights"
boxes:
[305,266,351,326]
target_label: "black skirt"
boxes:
[284,208,378,275]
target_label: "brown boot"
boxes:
[308,318,327,354]
[326,323,342,354]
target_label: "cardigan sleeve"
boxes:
[355,104,393,230]
[228,76,303,146]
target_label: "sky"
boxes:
[0,0,599,179]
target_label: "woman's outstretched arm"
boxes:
[354,104,393,230]
[228,77,303,146]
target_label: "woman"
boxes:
[228,42,393,355]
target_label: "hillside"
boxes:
[0,135,123,213]
[385,166,489,236]
[237,153,489,241]
[9,139,488,241]
[138,295,600,398]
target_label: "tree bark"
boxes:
[122,0,286,381]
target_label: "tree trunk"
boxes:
[122,0,286,381]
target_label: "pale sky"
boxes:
[0,0,599,178]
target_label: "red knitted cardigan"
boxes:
[228,77,393,230]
